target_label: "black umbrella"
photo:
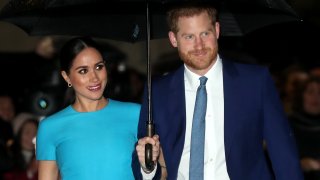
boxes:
[0,0,166,42]
[217,0,300,36]
[0,0,300,171]
[0,0,300,39]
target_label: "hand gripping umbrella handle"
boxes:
[145,123,155,171]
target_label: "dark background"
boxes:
[0,0,319,116]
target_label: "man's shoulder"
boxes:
[222,58,269,75]
[153,64,184,82]
[222,58,266,69]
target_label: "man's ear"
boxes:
[215,22,220,39]
[168,31,178,47]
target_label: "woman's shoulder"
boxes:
[109,99,141,109]
[39,105,73,125]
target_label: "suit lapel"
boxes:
[169,65,186,147]
[162,65,186,178]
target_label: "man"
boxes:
[133,2,303,180]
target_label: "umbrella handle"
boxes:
[145,123,155,171]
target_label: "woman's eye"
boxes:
[78,69,87,74]
[96,64,105,70]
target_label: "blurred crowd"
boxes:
[276,63,320,180]
[0,94,39,180]
[1,36,320,180]
[289,76,320,179]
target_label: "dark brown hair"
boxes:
[59,37,103,74]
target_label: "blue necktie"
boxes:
[189,76,207,180]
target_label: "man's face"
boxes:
[168,12,220,75]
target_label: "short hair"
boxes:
[166,2,218,34]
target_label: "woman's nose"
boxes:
[90,71,99,81]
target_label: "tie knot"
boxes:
[199,76,207,86]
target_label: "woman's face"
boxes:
[303,81,320,115]
[21,122,37,151]
[62,47,107,103]
[0,96,15,122]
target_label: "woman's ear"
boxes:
[61,71,70,84]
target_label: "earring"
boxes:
[68,83,72,87]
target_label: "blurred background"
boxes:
[0,0,319,116]
[0,0,320,179]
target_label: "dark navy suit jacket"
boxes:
[132,59,303,180]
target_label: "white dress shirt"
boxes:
[142,55,230,180]
[179,55,229,180]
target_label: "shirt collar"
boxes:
[184,54,222,90]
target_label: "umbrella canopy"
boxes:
[218,0,300,36]
[0,0,300,41]
[0,0,165,42]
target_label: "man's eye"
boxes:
[202,32,209,36]
[185,35,193,40]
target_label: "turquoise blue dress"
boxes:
[36,99,140,180]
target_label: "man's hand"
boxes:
[136,134,160,173]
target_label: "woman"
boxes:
[289,76,320,180]
[3,118,38,180]
[36,37,141,180]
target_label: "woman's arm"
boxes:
[38,161,59,180]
